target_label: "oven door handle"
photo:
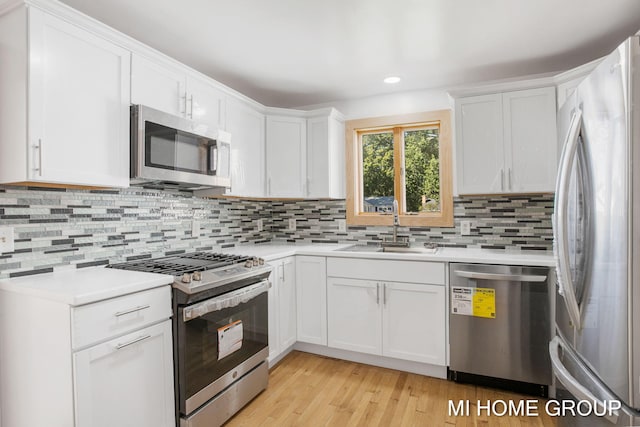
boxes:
[183,279,271,322]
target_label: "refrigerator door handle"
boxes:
[549,336,620,424]
[554,109,583,330]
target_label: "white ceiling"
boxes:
[60,0,640,108]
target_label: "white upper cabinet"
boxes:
[266,115,307,197]
[306,110,345,199]
[187,75,227,130]
[225,97,266,197]
[455,86,557,195]
[503,88,558,193]
[265,109,345,199]
[131,53,226,130]
[455,94,504,194]
[131,54,186,117]
[0,6,130,188]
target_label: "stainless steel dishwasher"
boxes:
[448,263,553,396]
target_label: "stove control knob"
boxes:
[252,258,259,267]
[181,273,192,284]
[244,260,253,268]
[258,258,265,265]
[192,271,202,281]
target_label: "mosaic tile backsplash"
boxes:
[0,186,553,278]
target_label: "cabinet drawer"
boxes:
[327,258,445,285]
[72,286,172,350]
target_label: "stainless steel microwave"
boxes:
[130,104,231,190]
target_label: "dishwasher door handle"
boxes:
[453,270,547,282]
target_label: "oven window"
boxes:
[180,292,268,401]
[145,121,215,175]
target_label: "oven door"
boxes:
[176,280,269,415]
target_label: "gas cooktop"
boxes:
[108,251,271,296]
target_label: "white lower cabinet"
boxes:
[295,256,327,345]
[268,256,297,364]
[0,285,174,427]
[327,278,381,354]
[382,282,446,365]
[326,258,447,366]
[327,278,445,364]
[74,321,174,427]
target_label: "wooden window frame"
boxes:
[345,110,453,227]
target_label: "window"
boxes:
[345,110,453,227]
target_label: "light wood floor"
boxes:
[226,351,557,426]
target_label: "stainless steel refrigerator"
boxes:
[552,35,640,426]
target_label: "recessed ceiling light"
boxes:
[383,76,401,84]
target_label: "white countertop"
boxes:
[0,267,174,306]
[0,244,553,306]
[223,243,555,267]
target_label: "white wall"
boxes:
[299,87,452,120]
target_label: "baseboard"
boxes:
[293,342,447,379]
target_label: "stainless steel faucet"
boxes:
[392,199,400,243]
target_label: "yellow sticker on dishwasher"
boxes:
[472,288,496,318]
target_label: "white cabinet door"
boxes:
[306,113,345,199]
[382,282,446,365]
[327,277,381,355]
[455,88,557,195]
[268,256,297,363]
[28,8,130,187]
[279,257,297,350]
[225,98,266,197]
[131,54,186,117]
[187,76,226,130]
[455,94,504,194]
[266,116,306,197]
[267,265,279,363]
[295,256,327,345]
[503,87,557,193]
[73,320,175,427]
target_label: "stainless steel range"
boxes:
[109,252,272,427]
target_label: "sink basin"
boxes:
[336,244,438,254]
[337,245,382,252]
[381,246,438,254]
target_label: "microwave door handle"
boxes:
[209,145,218,174]
[554,109,583,330]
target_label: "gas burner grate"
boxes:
[107,252,253,276]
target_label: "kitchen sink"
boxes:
[336,244,438,254]
[381,246,438,254]
[337,245,383,252]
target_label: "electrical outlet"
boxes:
[191,219,200,237]
[0,227,14,253]
[460,221,471,236]
[257,219,264,232]
[337,219,346,233]
[289,218,296,231]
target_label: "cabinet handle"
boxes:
[383,283,387,306]
[33,139,42,176]
[115,334,151,350]
[114,304,150,317]
[376,283,380,305]
[268,177,272,195]
[281,263,285,282]
[500,168,504,191]
[508,168,513,190]
[181,93,187,116]
[189,94,194,119]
